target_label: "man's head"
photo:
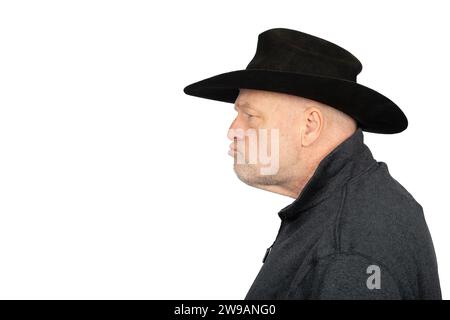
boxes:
[227,89,358,198]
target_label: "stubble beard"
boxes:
[233,162,284,187]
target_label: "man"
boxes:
[183,28,441,299]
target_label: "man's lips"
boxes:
[228,143,241,156]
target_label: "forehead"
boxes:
[235,89,295,111]
[234,97,287,115]
[234,89,267,110]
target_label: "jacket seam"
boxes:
[334,184,348,253]
[331,161,378,252]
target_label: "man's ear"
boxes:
[301,107,323,147]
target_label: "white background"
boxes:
[0,1,448,299]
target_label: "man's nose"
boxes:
[227,116,244,141]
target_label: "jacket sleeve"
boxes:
[290,253,403,300]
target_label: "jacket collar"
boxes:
[278,127,377,221]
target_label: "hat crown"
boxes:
[246,28,363,82]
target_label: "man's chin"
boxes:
[233,164,256,184]
[233,164,268,186]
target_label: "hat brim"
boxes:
[183,69,407,134]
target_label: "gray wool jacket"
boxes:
[244,128,441,300]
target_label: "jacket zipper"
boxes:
[262,220,285,263]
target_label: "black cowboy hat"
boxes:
[183,28,407,134]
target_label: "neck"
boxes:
[254,160,319,199]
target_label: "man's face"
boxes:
[227,89,305,187]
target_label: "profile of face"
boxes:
[227,88,358,197]
[227,89,305,189]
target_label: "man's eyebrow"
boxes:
[234,102,254,111]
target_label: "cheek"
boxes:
[279,133,301,161]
